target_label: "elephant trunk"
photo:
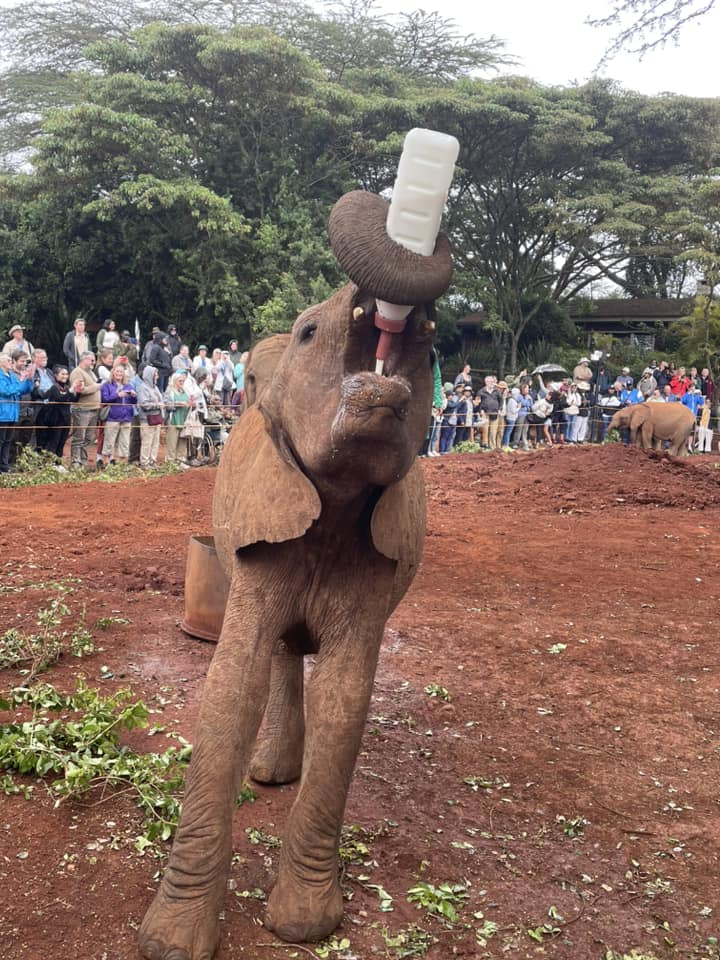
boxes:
[328,191,453,306]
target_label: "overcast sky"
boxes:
[379,0,720,98]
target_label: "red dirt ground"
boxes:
[1,445,719,960]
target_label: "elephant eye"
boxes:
[299,323,317,343]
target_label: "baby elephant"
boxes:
[139,190,453,959]
[609,401,696,455]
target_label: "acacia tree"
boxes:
[1,12,719,364]
[0,98,253,350]
[403,80,640,372]
[0,22,360,345]
[589,0,716,62]
[0,0,506,166]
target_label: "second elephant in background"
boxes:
[608,402,696,455]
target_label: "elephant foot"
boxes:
[264,870,343,943]
[138,880,224,960]
[249,735,303,785]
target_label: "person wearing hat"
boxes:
[454,384,474,446]
[572,357,593,387]
[617,366,633,390]
[2,323,34,358]
[563,381,583,443]
[637,367,657,399]
[192,345,210,371]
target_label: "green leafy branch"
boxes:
[0,680,191,847]
[0,597,93,680]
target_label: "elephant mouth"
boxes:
[338,373,412,421]
[344,298,434,380]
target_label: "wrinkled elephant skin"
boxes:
[138,283,436,959]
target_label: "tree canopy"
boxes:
[0,3,719,374]
[0,0,507,166]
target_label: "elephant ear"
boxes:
[212,405,321,556]
[371,459,426,563]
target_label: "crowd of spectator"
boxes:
[1,315,717,476]
[0,318,245,474]
[421,357,716,456]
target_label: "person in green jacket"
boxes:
[163,370,196,467]
[421,348,444,456]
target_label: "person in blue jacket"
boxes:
[682,385,705,452]
[439,383,459,454]
[0,351,35,472]
[682,384,705,418]
[620,383,644,406]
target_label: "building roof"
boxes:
[568,298,693,323]
[458,299,692,330]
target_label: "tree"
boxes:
[0,97,253,349]
[407,77,720,372]
[0,23,355,346]
[672,296,720,376]
[2,13,719,366]
[589,0,717,62]
[408,80,644,372]
[0,0,507,166]
[670,174,720,374]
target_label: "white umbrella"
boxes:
[531,363,567,376]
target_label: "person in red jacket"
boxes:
[670,366,691,397]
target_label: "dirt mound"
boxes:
[426,444,720,512]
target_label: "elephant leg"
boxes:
[250,643,305,784]
[264,628,383,943]
[669,436,688,456]
[139,572,286,960]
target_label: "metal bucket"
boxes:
[180,534,230,642]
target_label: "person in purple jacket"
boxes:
[99,359,136,466]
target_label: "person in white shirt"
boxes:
[192,345,210,371]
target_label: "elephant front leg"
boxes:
[139,579,279,960]
[264,632,382,943]
[250,644,305,784]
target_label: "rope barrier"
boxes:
[3,406,719,432]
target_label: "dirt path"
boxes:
[1,446,718,959]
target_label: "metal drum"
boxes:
[180,534,229,642]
